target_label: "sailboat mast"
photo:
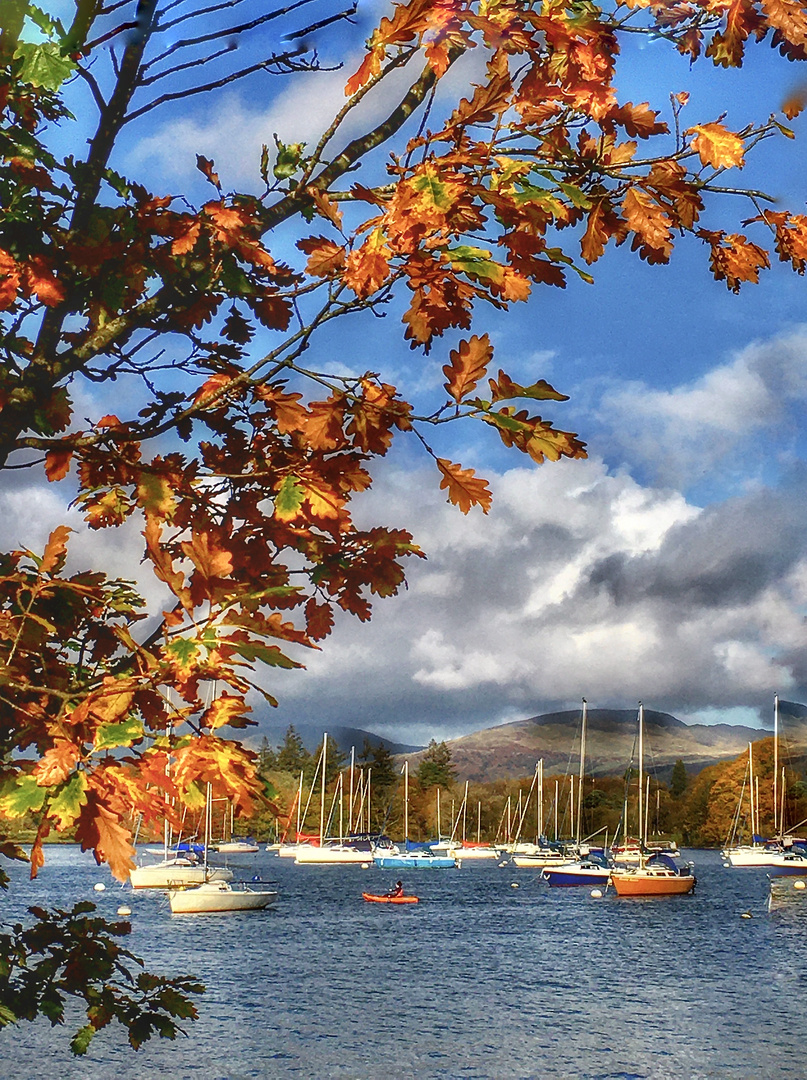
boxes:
[403,760,409,842]
[538,760,544,838]
[348,746,355,835]
[203,781,211,874]
[319,733,327,846]
[576,698,587,845]
[477,800,482,844]
[748,743,755,840]
[638,702,644,847]
[554,780,559,841]
[773,693,779,835]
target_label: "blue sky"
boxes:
[6,1,807,745]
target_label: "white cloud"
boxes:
[598,326,807,488]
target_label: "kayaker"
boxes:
[387,880,404,898]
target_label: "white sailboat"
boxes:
[295,735,367,864]
[129,723,232,889]
[542,700,613,888]
[168,878,278,913]
[168,783,277,912]
[374,761,457,869]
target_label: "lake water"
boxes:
[2,846,806,1079]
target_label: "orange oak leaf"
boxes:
[39,524,71,575]
[44,448,73,482]
[343,230,391,298]
[345,48,383,96]
[250,294,293,331]
[180,530,234,581]
[302,397,347,451]
[24,255,65,307]
[88,680,137,723]
[0,247,21,309]
[171,220,202,255]
[307,187,343,229]
[34,740,81,787]
[297,235,346,276]
[75,791,136,881]
[782,84,807,119]
[144,515,191,608]
[305,597,334,641]
[623,186,674,261]
[202,694,251,731]
[443,334,493,403]
[436,458,492,514]
[688,123,746,169]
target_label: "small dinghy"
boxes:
[362,892,419,904]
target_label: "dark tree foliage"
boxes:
[416,739,456,790]
[670,759,689,799]
[0,901,203,1055]
[275,725,311,777]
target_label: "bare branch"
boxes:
[144,0,319,70]
[126,45,315,121]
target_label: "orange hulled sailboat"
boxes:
[610,703,696,898]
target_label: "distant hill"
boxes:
[397,702,807,783]
[253,721,423,758]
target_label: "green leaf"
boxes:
[13,42,76,90]
[229,639,299,669]
[273,139,306,180]
[49,772,88,830]
[94,716,144,752]
[70,1024,96,1056]
[164,637,201,675]
[0,774,47,817]
[0,1003,18,1028]
[557,181,592,210]
[412,170,454,210]
[446,245,504,283]
[274,475,305,520]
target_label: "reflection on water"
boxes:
[2,847,805,1079]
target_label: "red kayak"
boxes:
[362,892,419,904]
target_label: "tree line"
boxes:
[241,731,807,849]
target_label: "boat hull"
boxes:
[542,864,612,887]
[294,845,367,864]
[610,871,695,896]
[362,892,419,904]
[374,854,456,869]
[168,881,278,913]
[129,862,233,890]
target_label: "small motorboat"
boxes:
[362,892,419,904]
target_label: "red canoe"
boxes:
[362,892,419,904]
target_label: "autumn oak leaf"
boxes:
[436,458,492,514]
[443,334,493,403]
[688,123,746,169]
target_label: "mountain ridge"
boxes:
[396,702,807,783]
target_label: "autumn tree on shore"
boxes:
[1,0,807,1053]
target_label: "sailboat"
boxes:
[129,722,232,890]
[506,763,570,868]
[541,701,613,888]
[610,704,696,897]
[168,783,277,912]
[427,781,497,860]
[373,761,457,869]
[295,735,368,864]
